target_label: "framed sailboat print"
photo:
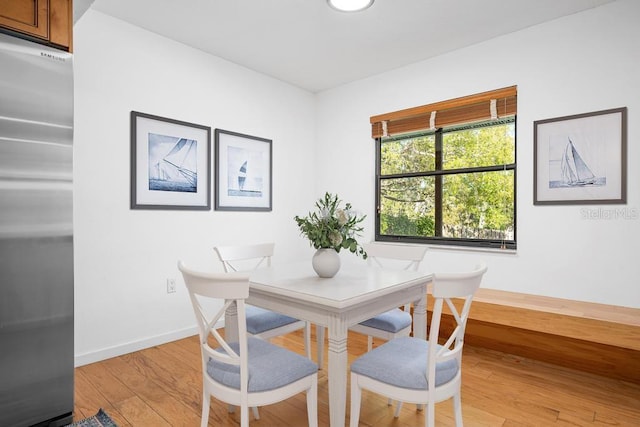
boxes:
[130,111,211,210]
[214,129,272,211]
[534,107,627,205]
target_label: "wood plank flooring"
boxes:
[74,328,640,426]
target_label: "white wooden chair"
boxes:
[349,263,488,427]
[349,242,428,351]
[214,243,312,360]
[178,261,318,427]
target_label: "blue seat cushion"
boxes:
[207,337,317,393]
[358,308,412,333]
[351,336,458,389]
[245,305,300,335]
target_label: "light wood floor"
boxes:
[74,328,640,426]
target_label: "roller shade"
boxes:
[370,86,517,139]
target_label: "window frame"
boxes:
[375,118,517,250]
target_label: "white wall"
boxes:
[73,10,320,365]
[316,0,640,307]
[73,1,639,365]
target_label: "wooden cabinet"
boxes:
[0,0,72,51]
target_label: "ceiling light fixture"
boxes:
[327,0,374,12]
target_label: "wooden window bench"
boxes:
[429,288,640,384]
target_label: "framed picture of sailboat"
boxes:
[130,111,211,210]
[214,129,272,211]
[534,107,627,205]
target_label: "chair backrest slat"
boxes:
[363,243,427,271]
[215,243,274,272]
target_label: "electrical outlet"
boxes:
[166,278,176,294]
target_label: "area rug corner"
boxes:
[67,408,118,427]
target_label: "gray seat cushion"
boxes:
[207,337,317,392]
[358,308,412,333]
[351,336,458,389]
[245,305,300,334]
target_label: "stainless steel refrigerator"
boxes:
[0,32,74,426]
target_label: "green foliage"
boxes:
[416,214,436,236]
[380,135,435,175]
[379,123,515,241]
[295,192,367,258]
[380,212,435,236]
[380,212,415,235]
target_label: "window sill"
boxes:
[426,244,517,255]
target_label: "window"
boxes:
[372,87,517,249]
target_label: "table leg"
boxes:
[316,325,325,368]
[224,301,239,342]
[413,287,428,412]
[413,286,427,339]
[328,316,348,427]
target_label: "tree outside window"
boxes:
[376,119,516,249]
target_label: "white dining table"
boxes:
[225,260,432,427]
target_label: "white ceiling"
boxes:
[88,0,615,93]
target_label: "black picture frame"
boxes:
[533,107,627,205]
[130,111,211,210]
[214,129,272,211]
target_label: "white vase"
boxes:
[312,248,341,278]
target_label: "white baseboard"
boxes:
[74,325,199,367]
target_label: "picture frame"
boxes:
[130,111,211,210]
[215,129,272,211]
[533,107,627,205]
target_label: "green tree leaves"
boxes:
[379,122,515,242]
